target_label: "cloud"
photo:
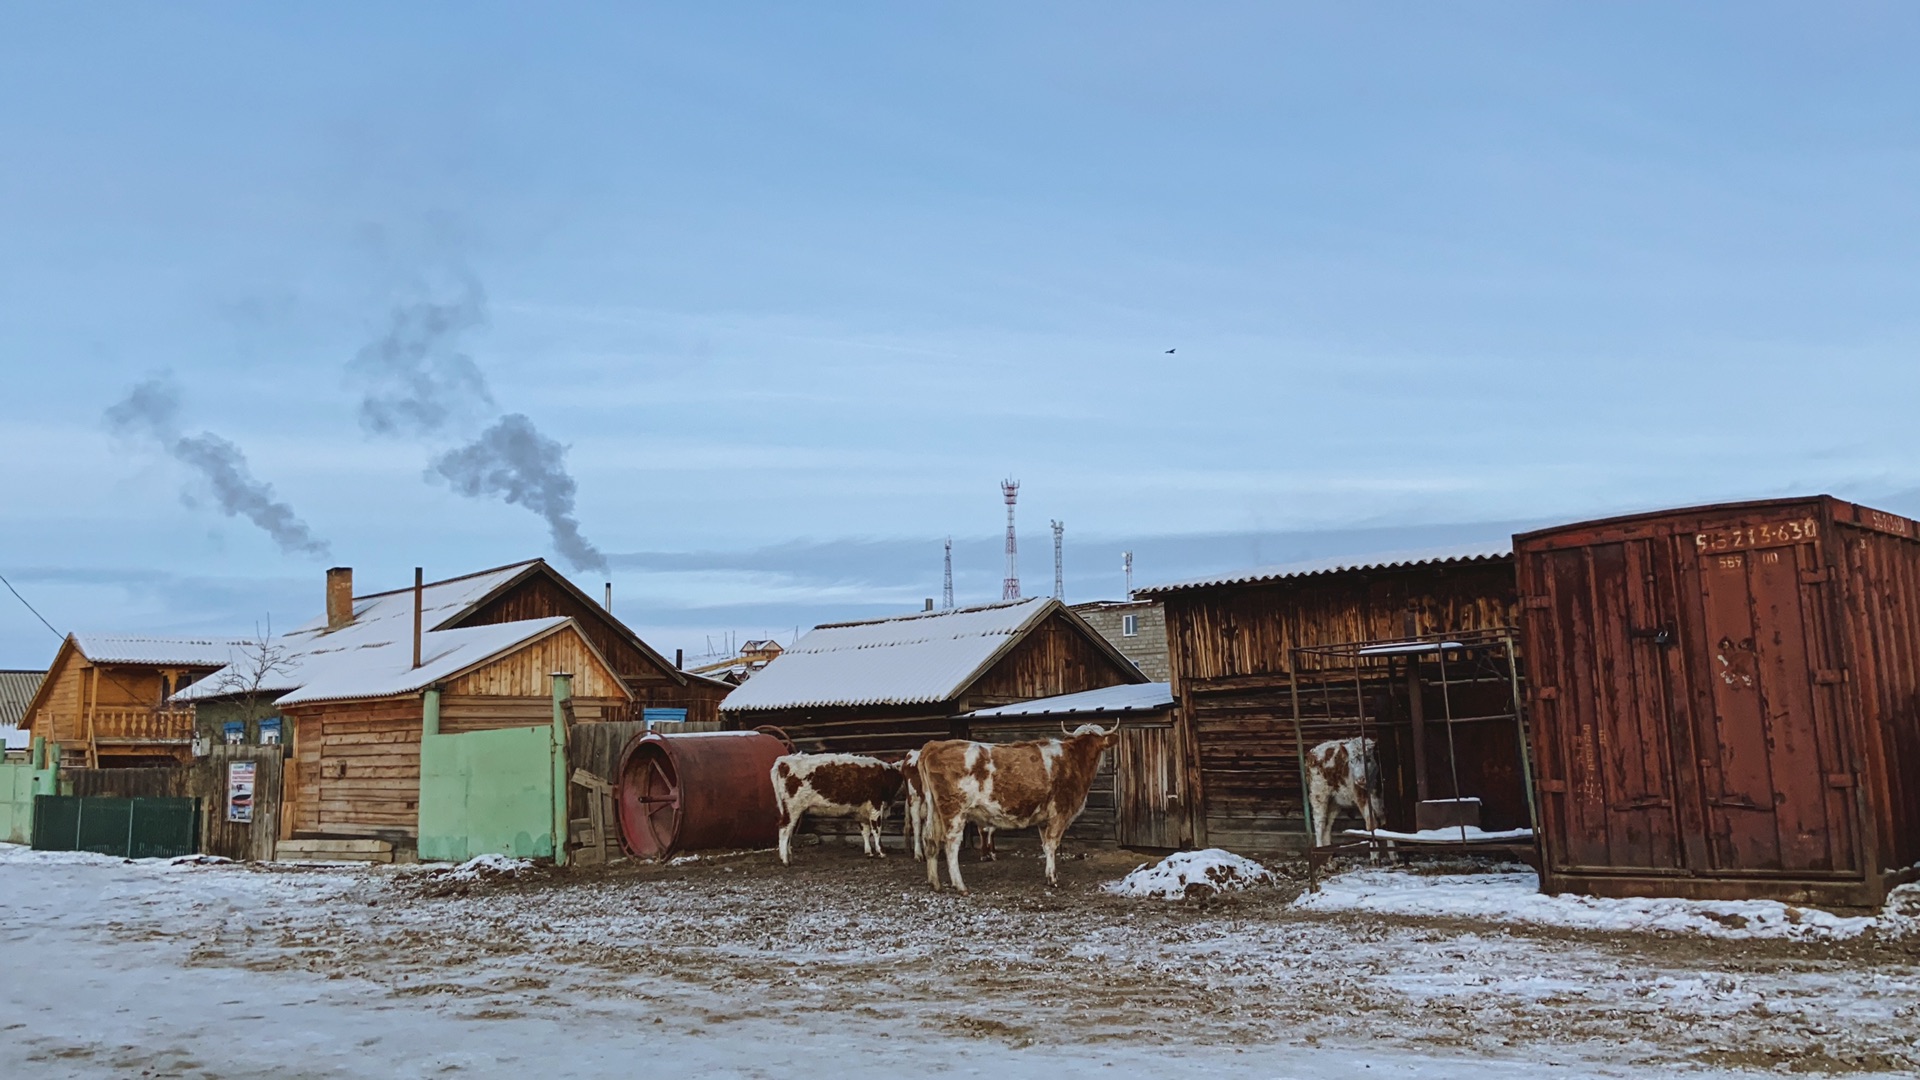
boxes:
[104,377,331,558]
[350,279,493,436]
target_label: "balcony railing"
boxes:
[91,707,195,744]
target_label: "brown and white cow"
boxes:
[916,723,1118,894]
[771,753,906,865]
[1306,735,1381,847]
[900,749,993,861]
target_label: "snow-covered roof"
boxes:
[965,682,1173,719]
[721,598,1058,712]
[286,561,536,639]
[1138,543,1513,596]
[70,634,252,667]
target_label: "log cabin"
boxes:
[719,597,1147,755]
[1137,545,1524,853]
[20,635,247,767]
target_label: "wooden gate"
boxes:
[1115,724,1187,848]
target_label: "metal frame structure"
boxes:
[1288,627,1541,886]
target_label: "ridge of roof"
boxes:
[1137,542,1513,596]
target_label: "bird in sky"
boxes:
[1165,348,1176,354]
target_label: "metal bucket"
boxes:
[614,728,794,859]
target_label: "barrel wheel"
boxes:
[632,756,682,857]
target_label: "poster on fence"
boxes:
[227,761,256,824]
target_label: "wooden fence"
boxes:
[62,745,284,861]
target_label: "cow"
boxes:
[771,753,906,865]
[1306,735,1382,848]
[916,723,1119,894]
[900,749,994,862]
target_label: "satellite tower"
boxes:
[1000,479,1021,601]
[1051,520,1064,600]
[1123,550,1134,600]
[942,537,954,610]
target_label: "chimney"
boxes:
[412,567,424,669]
[604,581,613,613]
[924,598,935,611]
[674,648,683,670]
[326,567,354,631]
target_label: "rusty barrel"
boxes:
[614,728,794,859]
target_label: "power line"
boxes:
[0,571,65,641]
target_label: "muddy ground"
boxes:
[128,838,1920,1076]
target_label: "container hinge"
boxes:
[1537,779,1568,793]
[1521,596,1553,611]
[1814,669,1847,685]
[1826,773,1857,789]
[1799,567,1831,585]
[1534,686,1559,700]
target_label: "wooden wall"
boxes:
[287,698,422,840]
[442,626,626,700]
[959,611,1144,711]
[1159,559,1520,851]
[27,643,211,764]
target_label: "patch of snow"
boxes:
[437,854,534,881]
[1341,825,1534,842]
[1297,868,1894,941]
[1104,849,1274,900]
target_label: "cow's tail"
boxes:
[916,752,942,856]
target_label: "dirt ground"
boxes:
[136,838,1920,1076]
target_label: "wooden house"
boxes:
[1138,546,1522,853]
[21,635,247,767]
[719,597,1147,755]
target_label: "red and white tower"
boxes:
[1001,479,1021,601]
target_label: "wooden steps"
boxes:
[274,838,395,864]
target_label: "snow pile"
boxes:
[1297,868,1895,941]
[1104,849,1274,900]
[439,854,535,882]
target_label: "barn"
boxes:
[1138,545,1526,853]
[719,597,1147,756]
[1516,496,1920,906]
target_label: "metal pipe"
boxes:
[421,687,440,738]
[604,581,612,613]
[550,672,573,867]
[412,567,424,670]
[1407,656,1429,804]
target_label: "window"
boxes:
[1122,614,1139,637]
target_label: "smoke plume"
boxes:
[350,281,492,436]
[430,413,608,573]
[105,377,331,557]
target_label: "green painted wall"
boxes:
[417,724,557,862]
[0,740,60,845]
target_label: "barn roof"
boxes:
[722,597,1130,712]
[1136,542,1513,596]
[68,633,252,667]
[0,670,44,729]
[965,682,1173,719]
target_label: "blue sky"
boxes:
[3,4,1919,667]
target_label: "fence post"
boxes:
[550,673,572,867]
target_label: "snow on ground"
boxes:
[1103,848,1274,899]
[1,842,1915,1077]
[437,853,535,881]
[1296,867,1894,941]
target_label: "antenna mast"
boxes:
[942,537,955,610]
[1051,519,1064,600]
[1001,479,1021,601]
[1124,550,1134,600]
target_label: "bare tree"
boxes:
[208,619,297,731]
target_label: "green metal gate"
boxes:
[417,725,559,861]
[31,795,200,859]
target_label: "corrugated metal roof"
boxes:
[1137,542,1513,596]
[965,682,1174,719]
[720,598,1053,712]
[0,670,44,729]
[283,561,536,638]
[70,634,253,667]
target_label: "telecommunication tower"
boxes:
[1051,520,1064,600]
[942,537,954,610]
[1000,479,1021,601]
[1123,550,1134,600]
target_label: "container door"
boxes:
[1115,724,1187,849]
[1524,540,1688,875]
[1683,539,1857,875]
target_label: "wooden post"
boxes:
[1407,657,1430,804]
[550,673,572,867]
[85,666,100,768]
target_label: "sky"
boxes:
[3,3,1919,668]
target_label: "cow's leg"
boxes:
[1039,819,1068,887]
[980,826,996,861]
[943,821,969,895]
[924,804,945,889]
[869,809,886,858]
[778,807,799,866]
[1309,787,1332,848]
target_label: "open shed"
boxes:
[1516,495,1920,906]
[1139,545,1523,853]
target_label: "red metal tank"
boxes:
[614,728,794,859]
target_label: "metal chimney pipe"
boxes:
[674,648,683,670]
[604,581,613,613]
[412,567,424,670]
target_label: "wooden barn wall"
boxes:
[1834,523,1920,877]
[1163,561,1519,851]
[442,629,626,700]
[460,575,672,686]
[623,678,728,727]
[287,699,424,840]
[960,613,1140,710]
[725,704,957,757]
[962,718,1117,844]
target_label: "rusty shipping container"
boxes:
[1516,496,1920,907]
